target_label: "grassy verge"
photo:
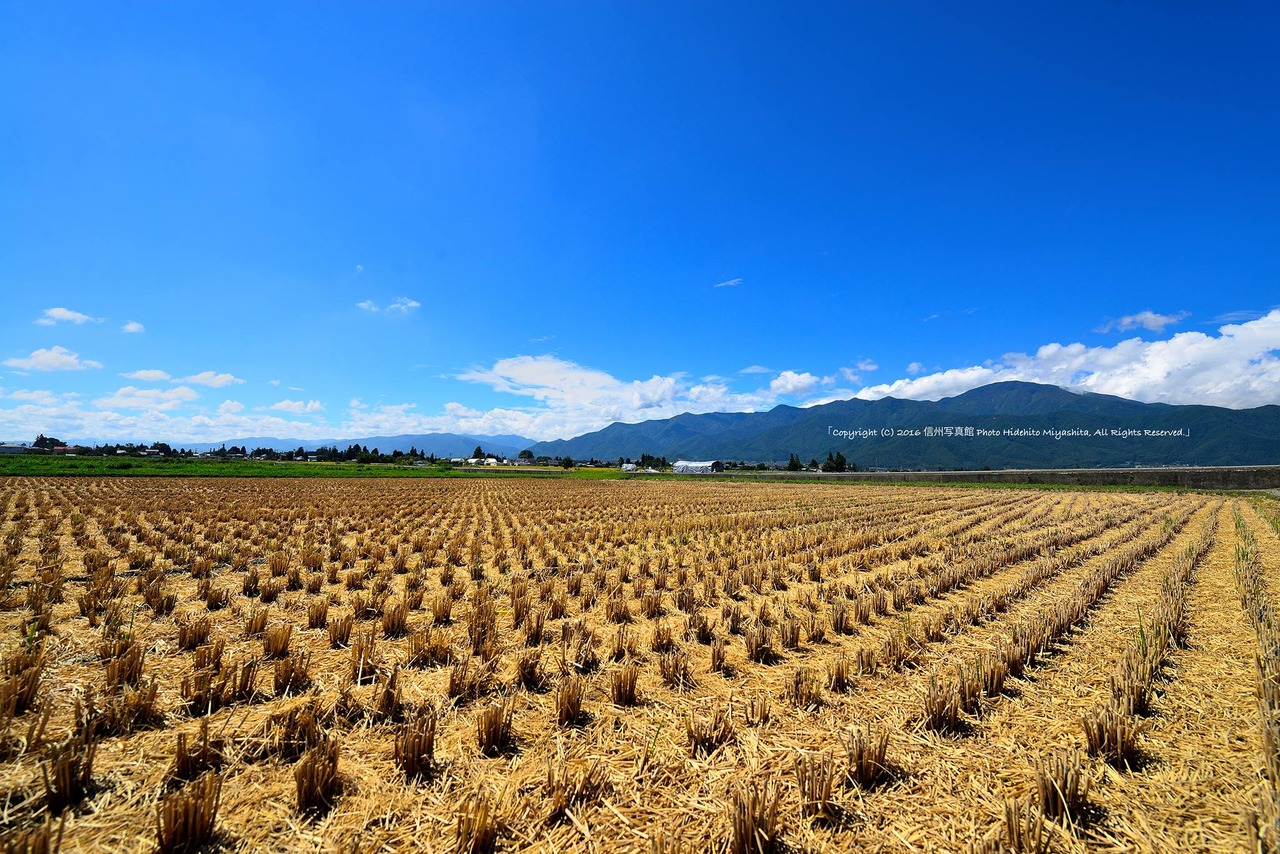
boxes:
[0,455,1218,490]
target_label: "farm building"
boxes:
[673,460,724,474]
[0,443,27,455]
[620,463,638,472]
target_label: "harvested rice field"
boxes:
[2,476,1280,853]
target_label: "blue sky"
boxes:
[2,2,1278,444]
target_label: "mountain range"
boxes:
[110,382,1280,469]
[181,433,536,459]
[527,382,1280,469]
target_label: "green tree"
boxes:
[786,453,802,472]
[821,451,848,472]
[518,449,534,461]
[472,445,485,459]
[561,455,575,469]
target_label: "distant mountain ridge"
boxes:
[185,432,536,459]
[529,382,1280,469]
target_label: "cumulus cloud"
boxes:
[713,278,742,288]
[855,309,1280,409]
[1097,310,1189,334]
[269,399,324,414]
[94,386,199,412]
[855,359,879,372]
[356,300,378,312]
[122,369,171,382]
[16,312,1276,446]
[180,371,245,388]
[3,346,103,372]
[36,307,99,326]
[770,370,820,395]
[444,402,482,418]
[387,297,421,313]
[122,321,145,334]
[447,354,777,439]
[8,389,59,406]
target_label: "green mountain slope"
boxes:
[529,382,1280,468]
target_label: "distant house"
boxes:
[620,463,638,472]
[673,460,724,474]
[0,443,27,455]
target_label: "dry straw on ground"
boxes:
[0,477,1276,851]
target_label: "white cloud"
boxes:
[180,371,245,388]
[855,359,879,372]
[357,300,378,312]
[94,386,199,412]
[355,264,364,273]
[122,369,171,382]
[446,354,777,439]
[444,402,482,418]
[269,399,324,414]
[713,278,742,289]
[1211,309,1265,324]
[0,394,338,446]
[122,321,145,334]
[1097,310,1189,334]
[770,370,820,395]
[387,297,421,313]
[3,346,103,372]
[8,312,1280,446]
[855,309,1280,408]
[8,389,58,405]
[36,307,99,326]
[738,365,771,374]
